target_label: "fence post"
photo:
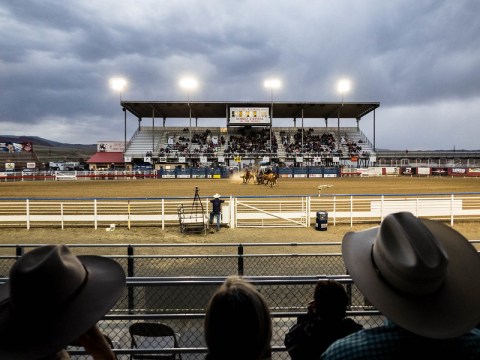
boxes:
[128,245,135,314]
[16,245,24,259]
[237,244,244,276]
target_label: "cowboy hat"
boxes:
[0,244,126,359]
[213,193,220,198]
[342,212,480,339]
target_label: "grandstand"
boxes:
[120,101,379,169]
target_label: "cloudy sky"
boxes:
[1,0,479,150]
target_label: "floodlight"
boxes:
[264,79,281,89]
[337,79,351,95]
[179,77,198,91]
[110,77,128,92]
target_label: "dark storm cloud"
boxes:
[1,0,479,149]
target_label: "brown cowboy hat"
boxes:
[342,212,480,339]
[0,244,126,359]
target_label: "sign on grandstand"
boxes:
[229,107,270,125]
[97,141,125,152]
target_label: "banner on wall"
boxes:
[450,168,466,174]
[97,141,125,152]
[1,142,32,153]
[417,167,431,175]
[229,107,270,125]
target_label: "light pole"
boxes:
[264,79,281,155]
[336,79,351,150]
[179,77,198,155]
[109,77,128,167]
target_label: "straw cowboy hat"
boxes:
[343,212,480,339]
[0,244,126,359]
[213,193,221,198]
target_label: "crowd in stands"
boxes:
[149,127,372,160]
[1,212,480,359]
[283,129,337,156]
[224,127,276,155]
[158,129,226,157]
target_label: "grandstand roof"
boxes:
[120,101,379,120]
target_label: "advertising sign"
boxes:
[229,107,270,125]
[97,141,125,152]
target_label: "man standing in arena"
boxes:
[209,193,224,231]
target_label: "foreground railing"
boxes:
[0,275,382,360]
[1,245,478,359]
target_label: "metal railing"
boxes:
[2,243,479,359]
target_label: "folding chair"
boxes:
[129,322,181,360]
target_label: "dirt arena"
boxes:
[1,176,479,249]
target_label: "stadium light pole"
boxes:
[264,79,281,155]
[336,79,351,150]
[179,77,198,154]
[110,77,128,169]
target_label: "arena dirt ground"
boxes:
[1,176,479,252]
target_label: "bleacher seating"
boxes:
[124,126,374,161]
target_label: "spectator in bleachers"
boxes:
[322,212,480,359]
[285,279,363,360]
[204,276,272,360]
[0,244,126,360]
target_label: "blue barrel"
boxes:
[315,211,328,231]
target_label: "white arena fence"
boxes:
[0,193,479,229]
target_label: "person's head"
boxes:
[342,211,480,339]
[313,280,349,321]
[205,276,272,360]
[0,244,126,359]
[213,193,220,199]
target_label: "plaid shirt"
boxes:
[321,320,480,359]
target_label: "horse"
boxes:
[256,173,265,185]
[241,169,255,184]
[263,173,278,187]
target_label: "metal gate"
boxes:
[234,197,310,228]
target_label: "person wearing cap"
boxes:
[321,212,480,359]
[209,193,225,231]
[0,244,126,360]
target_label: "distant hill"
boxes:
[0,135,95,149]
[0,135,97,163]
